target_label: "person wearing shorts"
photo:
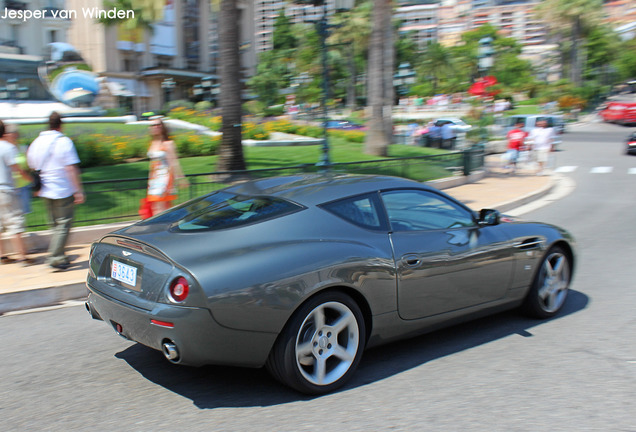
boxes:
[528,119,554,175]
[505,121,527,174]
[0,120,33,265]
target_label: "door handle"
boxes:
[402,254,421,267]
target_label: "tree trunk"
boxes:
[216,0,246,172]
[346,50,356,112]
[571,16,583,87]
[364,0,390,157]
[383,1,394,144]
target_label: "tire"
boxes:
[522,246,571,319]
[266,291,366,395]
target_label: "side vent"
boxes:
[514,238,543,250]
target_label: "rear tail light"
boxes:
[169,277,189,302]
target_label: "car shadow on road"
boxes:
[115,289,588,409]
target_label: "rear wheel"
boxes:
[266,291,365,395]
[522,246,571,318]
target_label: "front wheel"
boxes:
[522,246,571,318]
[266,291,366,395]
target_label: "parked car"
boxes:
[600,102,636,125]
[433,117,473,133]
[419,118,472,148]
[324,120,365,130]
[86,174,575,395]
[626,132,636,155]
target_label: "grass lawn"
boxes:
[80,136,449,181]
[507,105,541,115]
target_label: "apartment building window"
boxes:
[49,30,57,44]
[123,58,138,72]
[155,55,173,68]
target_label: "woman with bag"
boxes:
[144,118,187,217]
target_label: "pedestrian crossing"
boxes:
[553,166,636,174]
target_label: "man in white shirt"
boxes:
[27,112,85,270]
[528,119,554,175]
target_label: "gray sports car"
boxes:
[85,174,575,394]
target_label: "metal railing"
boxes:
[25,149,484,229]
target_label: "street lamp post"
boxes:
[161,77,176,107]
[393,62,416,105]
[478,37,494,77]
[471,37,495,175]
[294,0,354,168]
[193,76,218,106]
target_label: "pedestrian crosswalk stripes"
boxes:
[589,167,614,174]
[554,166,578,173]
[551,166,636,174]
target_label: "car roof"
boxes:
[223,174,429,206]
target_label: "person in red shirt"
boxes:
[505,121,528,174]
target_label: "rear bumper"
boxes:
[86,285,278,368]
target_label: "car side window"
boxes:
[381,190,475,231]
[322,194,383,230]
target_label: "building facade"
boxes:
[0,0,72,100]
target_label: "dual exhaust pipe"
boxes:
[85,301,180,363]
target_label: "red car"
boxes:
[601,102,636,125]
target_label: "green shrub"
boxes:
[244,100,266,116]
[242,123,270,140]
[263,105,285,117]
[174,132,220,157]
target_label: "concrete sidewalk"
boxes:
[0,157,555,315]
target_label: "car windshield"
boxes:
[139,192,303,231]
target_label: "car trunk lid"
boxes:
[88,235,176,310]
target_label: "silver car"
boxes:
[86,174,575,394]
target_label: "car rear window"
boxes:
[141,192,303,231]
[321,194,384,230]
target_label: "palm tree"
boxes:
[216,0,245,171]
[365,0,393,157]
[535,0,603,86]
[419,42,453,94]
[330,2,372,111]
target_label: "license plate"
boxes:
[111,259,138,287]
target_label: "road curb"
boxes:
[493,175,556,214]
[0,283,88,315]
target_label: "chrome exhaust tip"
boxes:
[85,301,102,321]
[162,341,180,363]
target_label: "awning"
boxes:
[104,77,150,97]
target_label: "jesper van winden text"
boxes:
[1,8,134,21]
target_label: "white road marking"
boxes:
[590,167,613,174]
[628,168,636,175]
[554,166,578,173]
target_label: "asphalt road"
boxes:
[2,122,636,431]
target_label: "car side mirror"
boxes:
[478,209,500,226]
